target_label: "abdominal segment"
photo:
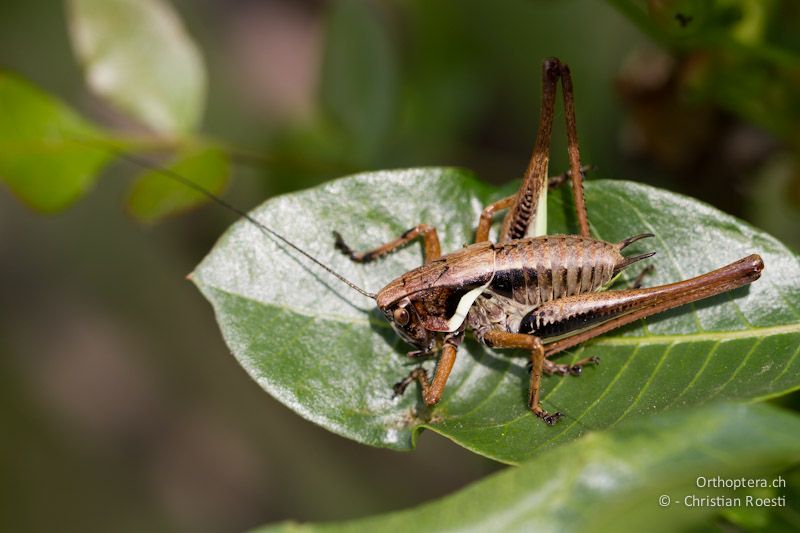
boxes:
[518,300,622,340]
[489,235,622,307]
[517,285,664,339]
[468,235,630,340]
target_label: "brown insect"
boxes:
[122,58,763,424]
[332,58,764,424]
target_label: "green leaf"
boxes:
[0,73,112,212]
[126,146,230,224]
[67,0,207,135]
[191,169,800,464]
[320,0,397,162]
[254,403,800,533]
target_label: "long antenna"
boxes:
[113,150,377,299]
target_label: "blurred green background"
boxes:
[1,0,799,531]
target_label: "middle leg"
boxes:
[543,356,600,376]
[481,330,562,424]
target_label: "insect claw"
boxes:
[541,357,599,376]
[536,410,563,425]
[393,366,430,398]
[332,231,355,258]
[573,355,600,371]
[392,377,412,398]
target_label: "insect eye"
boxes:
[393,307,410,326]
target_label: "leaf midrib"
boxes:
[198,280,800,346]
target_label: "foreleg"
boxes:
[393,333,462,406]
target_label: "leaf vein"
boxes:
[611,342,677,426]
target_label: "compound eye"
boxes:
[393,307,410,326]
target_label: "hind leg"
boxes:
[629,265,655,289]
[543,356,600,376]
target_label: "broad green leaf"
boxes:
[126,146,230,224]
[255,403,800,533]
[0,73,112,212]
[321,0,397,161]
[67,0,207,135]
[191,169,800,464]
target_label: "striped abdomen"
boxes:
[488,235,625,307]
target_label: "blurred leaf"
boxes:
[264,121,360,195]
[67,0,207,135]
[641,0,772,43]
[126,146,230,224]
[694,53,800,142]
[747,154,800,252]
[191,169,800,463]
[255,403,800,533]
[612,0,773,44]
[722,464,800,531]
[395,1,485,160]
[320,0,397,162]
[610,1,800,149]
[0,72,112,212]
